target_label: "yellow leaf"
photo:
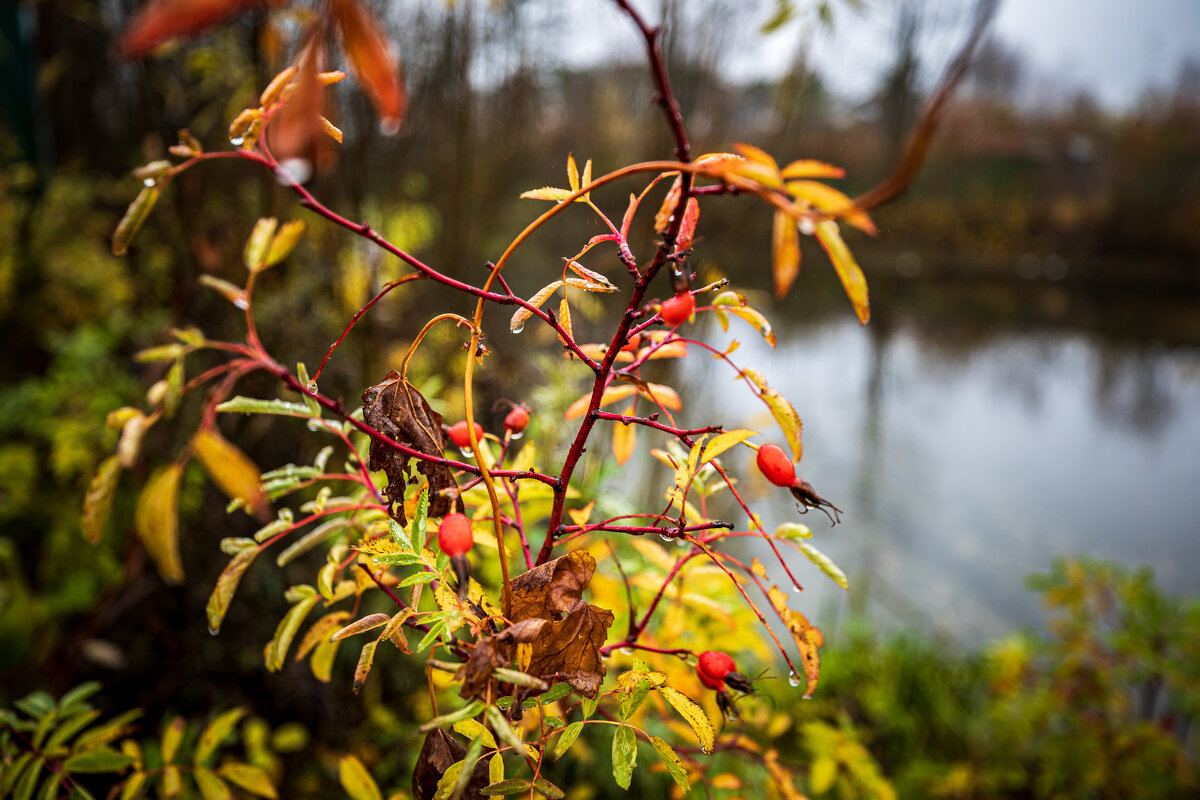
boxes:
[699,429,756,466]
[520,186,573,202]
[761,387,803,462]
[659,686,714,753]
[331,613,393,641]
[772,210,801,299]
[580,158,593,201]
[636,382,683,412]
[763,748,806,800]
[259,66,298,107]
[353,640,378,694]
[558,297,573,344]
[654,175,682,233]
[265,220,306,266]
[564,260,617,290]
[206,547,258,634]
[194,767,233,800]
[135,464,184,584]
[243,217,277,272]
[510,280,563,333]
[218,763,277,799]
[567,153,579,192]
[564,385,638,420]
[193,429,269,518]
[713,291,777,346]
[788,180,876,235]
[82,455,121,544]
[612,401,637,466]
[567,501,595,527]
[733,142,779,170]
[814,220,869,325]
[161,717,185,764]
[780,159,844,179]
[564,276,619,293]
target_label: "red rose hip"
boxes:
[504,406,530,434]
[437,513,474,556]
[659,292,695,326]
[698,650,736,681]
[756,444,796,488]
[447,420,484,449]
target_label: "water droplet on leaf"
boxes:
[229,136,245,147]
[143,177,156,187]
[306,380,318,394]
[511,323,525,334]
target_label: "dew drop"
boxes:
[511,323,525,334]
[379,117,401,136]
[229,136,244,147]
[306,380,318,394]
[799,217,816,236]
[233,297,249,310]
[306,419,323,432]
[659,533,673,543]
[802,693,813,700]
[792,584,802,594]
[459,446,474,458]
[208,625,219,636]
[725,710,737,721]
[509,430,524,440]
[788,671,802,687]
[143,177,156,187]
[619,647,634,656]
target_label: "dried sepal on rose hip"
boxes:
[437,512,474,599]
[659,292,695,326]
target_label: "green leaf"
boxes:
[416,619,448,653]
[387,518,413,552]
[44,709,102,752]
[73,709,141,750]
[411,488,429,553]
[56,683,101,716]
[811,755,837,793]
[480,779,530,796]
[775,522,812,540]
[217,396,313,417]
[37,773,61,800]
[488,753,504,784]
[483,705,525,753]
[582,694,600,719]
[553,721,583,759]
[398,571,436,588]
[533,778,564,799]
[611,724,637,790]
[14,755,43,800]
[194,768,234,800]
[194,708,246,766]
[539,682,572,705]
[417,701,486,733]
[0,753,33,797]
[337,755,382,800]
[797,542,849,589]
[649,736,690,794]
[445,736,484,800]
[217,763,276,799]
[118,771,145,800]
[63,747,136,773]
[659,687,714,754]
[111,186,160,256]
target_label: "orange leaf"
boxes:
[780,159,845,179]
[612,401,637,466]
[771,210,800,299]
[786,180,876,235]
[564,385,638,420]
[332,0,407,133]
[193,429,270,519]
[815,220,869,325]
[119,0,263,60]
[733,142,779,170]
[676,197,700,251]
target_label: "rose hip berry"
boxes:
[698,650,736,681]
[437,513,474,556]
[659,292,695,326]
[504,405,530,434]
[756,444,796,488]
[447,420,484,449]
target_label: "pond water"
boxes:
[614,297,1200,645]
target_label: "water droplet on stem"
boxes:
[788,671,802,687]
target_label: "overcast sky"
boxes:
[789,0,1199,108]
[550,0,1200,110]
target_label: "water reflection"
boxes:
[620,310,1200,644]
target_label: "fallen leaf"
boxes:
[456,618,548,700]
[412,729,489,800]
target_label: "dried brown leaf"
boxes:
[509,551,615,698]
[361,370,456,524]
